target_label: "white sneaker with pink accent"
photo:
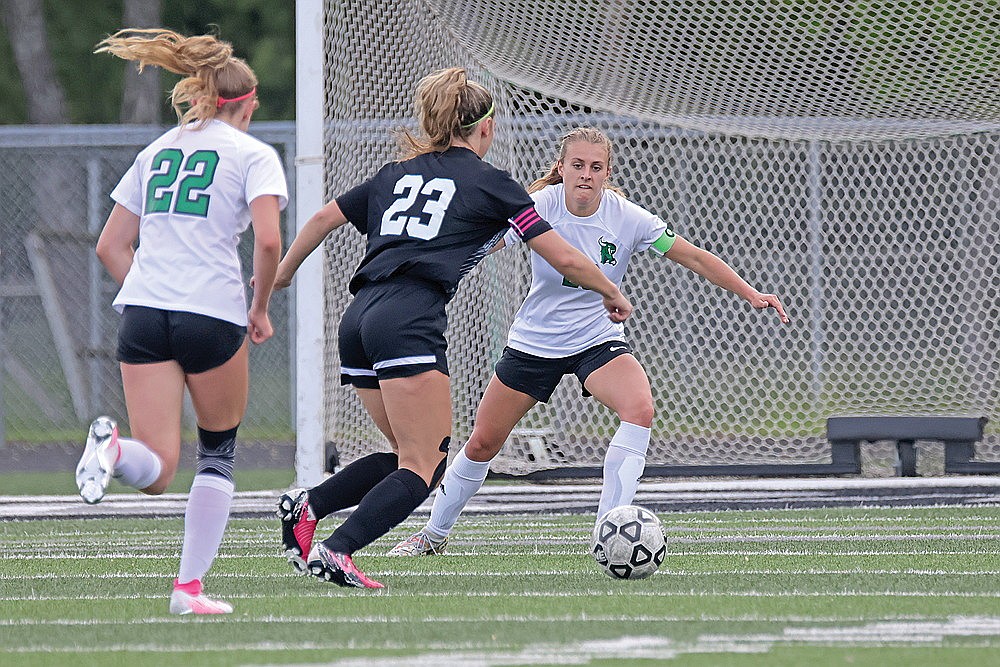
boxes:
[75,416,119,505]
[169,579,233,615]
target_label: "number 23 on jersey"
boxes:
[380,174,456,240]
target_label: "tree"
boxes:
[0,0,294,124]
[0,0,66,123]
[119,0,162,124]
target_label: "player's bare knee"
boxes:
[398,436,450,483]
[619,403,654,428]
[140,474,172,496]
[465,438,501,462]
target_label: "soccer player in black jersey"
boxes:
[273,67,632,588]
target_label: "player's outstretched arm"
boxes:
[665,235,790,323]
[274,199,350,290]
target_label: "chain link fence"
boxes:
[0,122,295,450]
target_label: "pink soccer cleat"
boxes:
[169,579,233,615]
[277,488,318,574]
[307,543,384,589]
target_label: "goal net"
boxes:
[303,0,999,477]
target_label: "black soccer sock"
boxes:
[307,452,398,520]
[322,468,430,554]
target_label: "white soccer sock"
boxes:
[596,422,650,520]
[111,437,163,490]
[424,446,491,541]
[177,474,234,585]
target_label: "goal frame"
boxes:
[293,0,999,486]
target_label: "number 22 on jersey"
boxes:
[380,174,456,240]
[145,148,220,217]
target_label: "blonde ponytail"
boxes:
[397,67,494,160]
[96,28,257,126]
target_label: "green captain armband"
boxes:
[650,230,676,255]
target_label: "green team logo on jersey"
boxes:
[599,236,618,266]
[562,236,619,288]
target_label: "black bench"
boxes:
[827,416,994,477]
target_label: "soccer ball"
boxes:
[591,505,666,579]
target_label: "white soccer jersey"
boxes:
[503,183,669,357]
[110,120,288,326]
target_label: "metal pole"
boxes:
[87,159,102,414]
[25,232,90,420]
[294,0,328,486]
[807,141,825,406]
[0,246,5,448]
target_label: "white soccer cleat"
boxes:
[75,416,119,505]
[386,530,448,556]
[169,580,233,615]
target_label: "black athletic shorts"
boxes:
[494,340,634,403]
[117,305,247,374]
[338,278,450,389]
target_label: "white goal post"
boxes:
[295,0,999,485]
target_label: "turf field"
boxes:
[1,505,999,666]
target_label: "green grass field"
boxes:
[1,506,999,666]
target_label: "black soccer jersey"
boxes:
[336,146,552,298]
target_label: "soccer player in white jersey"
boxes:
[390,126,789,556]
[273,70,632,589]
[75,29,287,614]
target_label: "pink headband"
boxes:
[216,87,256,108]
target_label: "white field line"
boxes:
[666,533,1000,543]
[5,488,1000,522]
[5,530,999,552]
[5,475,1000,506]
[665,525,1000,533]
[8,518,998,542]
[664,514,1000,525]
[25,522,1000,535]
[13,514,1000,536]
[5,620,1000,662]
[3,568,1000,583]
[4,542,996,558]
[13,529,1000,551]
[292,620,1000,667]
[637,476,1000,492]
[0,641,495,655]
[660,546,991,559]
[476,530,1000,539]
[2,548,995,560]
[288,621,995,667]
[2,541,996,560]
[5,590,1000,603]
[0,613,969,627]
[8,533,994,550]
